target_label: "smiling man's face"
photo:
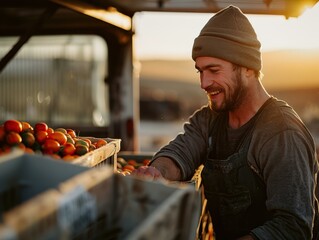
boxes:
[195,56,247,113]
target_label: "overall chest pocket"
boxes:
[202,152,252,217]
[212,185,251,216]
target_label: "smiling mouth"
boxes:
[208,90,221,96]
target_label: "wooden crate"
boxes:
[70,138,121,171]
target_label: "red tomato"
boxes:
[143,159,151,166]
[6,131,22,145]
[4,120,23,133]
[35,130,48,144]
[21,121,33,132]
[66,129,77,138]
[42,139,60,154]
[122,164,135,172]
[34,122,48,132]
[94,139,108,148]
[49,131,67,145]
[61,143,76,156]
[47,128,54,135]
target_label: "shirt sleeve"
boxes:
[250,129,318,240]
[151,105,213,180]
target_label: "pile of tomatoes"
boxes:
[116,157,151,176]
[0,120,108,160]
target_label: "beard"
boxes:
[208,69,246,113]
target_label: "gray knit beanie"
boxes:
[192,5,262,71]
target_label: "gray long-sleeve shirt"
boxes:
[153,97,318,239]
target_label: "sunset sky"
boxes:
[133,2,319,60]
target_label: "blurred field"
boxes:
[139,49,319,152]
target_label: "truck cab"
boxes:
[0,2,138,150]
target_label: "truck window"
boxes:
[0,35,110,128]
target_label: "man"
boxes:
[133,5,318,240]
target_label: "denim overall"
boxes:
[201,113,270,239]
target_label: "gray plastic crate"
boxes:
[112,175,201,240]
[0,151,201,240]
[0,150,89,215]
[0,150,114,240]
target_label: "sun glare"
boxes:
[299,2,319,18]
[250,2,319,52]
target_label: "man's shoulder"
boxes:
[259,97,302,127]
[254,96,311,138]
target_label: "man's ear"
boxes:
[243,67,255,79]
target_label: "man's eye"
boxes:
[209,68,219,73]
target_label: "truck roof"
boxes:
[1,0,318,28]
[95,0,318,18]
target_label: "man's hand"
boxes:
[131,166,163,180]
[131,157,182,181]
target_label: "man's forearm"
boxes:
[150,157,182,181]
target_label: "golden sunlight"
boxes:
[299,2,319,18]
[290,2,319,50]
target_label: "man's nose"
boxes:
[200,75,212,90]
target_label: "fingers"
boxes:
[131,166,163,180]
